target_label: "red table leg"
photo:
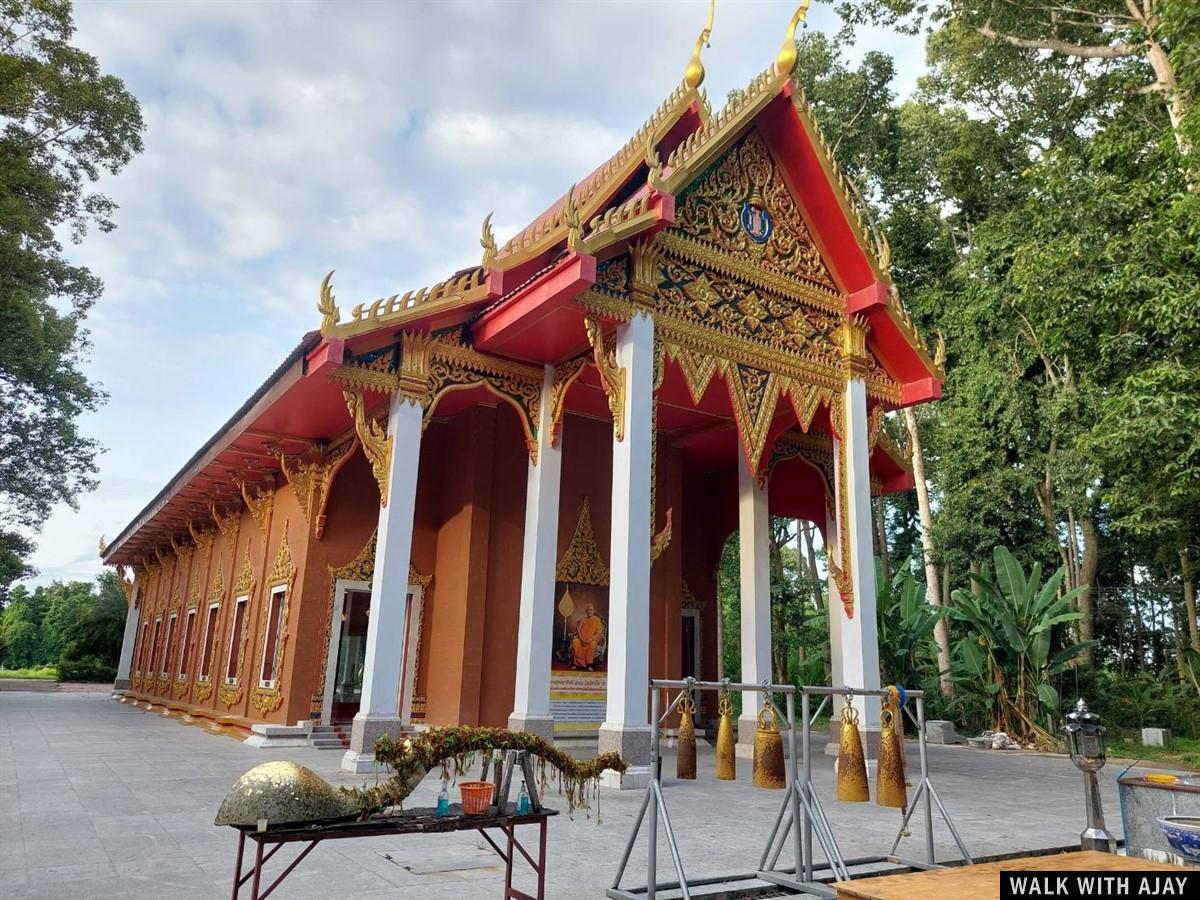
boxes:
[231,831,246,900]
[250,838,264,900]
[537,818,547,900]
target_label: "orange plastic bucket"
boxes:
[458,780,494,815]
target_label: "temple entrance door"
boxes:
[398,585,424,726]
[322,579,426,726]
[325,580,371,724]
[681,609,700,679]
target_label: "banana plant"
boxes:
[876,559,949,690]
[950,546,1095,747]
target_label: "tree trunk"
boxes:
[1173,603,1189,688]
[904,406,952,697]
[1144,37,1193,161]
[801,521,824,612]
[1131,564,1144,668]
[1076,517,1099,666]
[1182,548,1199,652]
[769,527,788,684]
[874,498,890,582]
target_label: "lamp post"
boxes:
[1063,698,1115,853]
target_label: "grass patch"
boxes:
[1107,737,1200,771]
[0,665,57,680]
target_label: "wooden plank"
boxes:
[833,851,1192,900]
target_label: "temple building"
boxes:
[100,8,941,783]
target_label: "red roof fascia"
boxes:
[758,84,875,294]
[473,252,598,351]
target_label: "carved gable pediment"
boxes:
[668,129,836,293]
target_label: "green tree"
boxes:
[60,568,125,663]
[0,0,145,575]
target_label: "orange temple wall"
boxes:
[124,403,733,736]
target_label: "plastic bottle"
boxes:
[517,780,530,815]
[436,778,450,817]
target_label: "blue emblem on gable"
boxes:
[740,201,772,244]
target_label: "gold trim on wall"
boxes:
[555,498,610,586]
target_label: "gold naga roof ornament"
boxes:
[775,0,811,77]
[480,211,497,266]
[684,0,715,90]
[317,270,340,334]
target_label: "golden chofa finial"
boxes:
[480,212,497,267]
[317,270,340,334]
[775,0,811,77]
[684,0,716,90]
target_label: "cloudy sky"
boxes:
[30,0,926,586]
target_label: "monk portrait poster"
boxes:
[549,581,609,732]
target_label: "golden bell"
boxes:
[836,705,869,802]
[752,704,786,789]
[715,692,736,781]
[876,706,907,808]
[676,692,697,780]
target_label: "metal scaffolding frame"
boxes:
[608,680,972,900]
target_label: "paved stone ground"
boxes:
[0,692,1182,900]
[0,680,108,693]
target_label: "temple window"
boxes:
[225,595,249,684]
[161,612,177,678]
[177,608,196,681]
[136,621,149,674]
[259,585,286,688]
[148,617,162,677]
[198,603,219,682]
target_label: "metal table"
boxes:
[229,803,557,900]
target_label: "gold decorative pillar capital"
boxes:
[629,235,661,312]
[397,331,434,403]
[836,315,871,378]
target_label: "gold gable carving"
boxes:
[672,129,835,292]
[555,498,610,587]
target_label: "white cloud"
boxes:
[26,0,927,586]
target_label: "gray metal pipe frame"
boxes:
[916,695,934,863]
[650,678,796,693]
[647,685,662,900]
[800,684,925,699]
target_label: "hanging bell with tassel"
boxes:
[752,704,786,789]
[876,686,908,809]
[836,702,870,802]
[715,688,736,781]
[676,686,697,780]
[876,703,907,808]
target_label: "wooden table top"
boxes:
[232,803,557,843]
[833,850,1191,899]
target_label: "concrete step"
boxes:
[309,724,350,749]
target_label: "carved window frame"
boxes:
[224,595,249,686]
[197,602,220,683]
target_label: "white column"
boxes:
[113,578,141,694]
[508,366,561,742]
[832,377,882,736]
[343,391,423,773]
[736,456,772,751]
[598,311,654,781]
